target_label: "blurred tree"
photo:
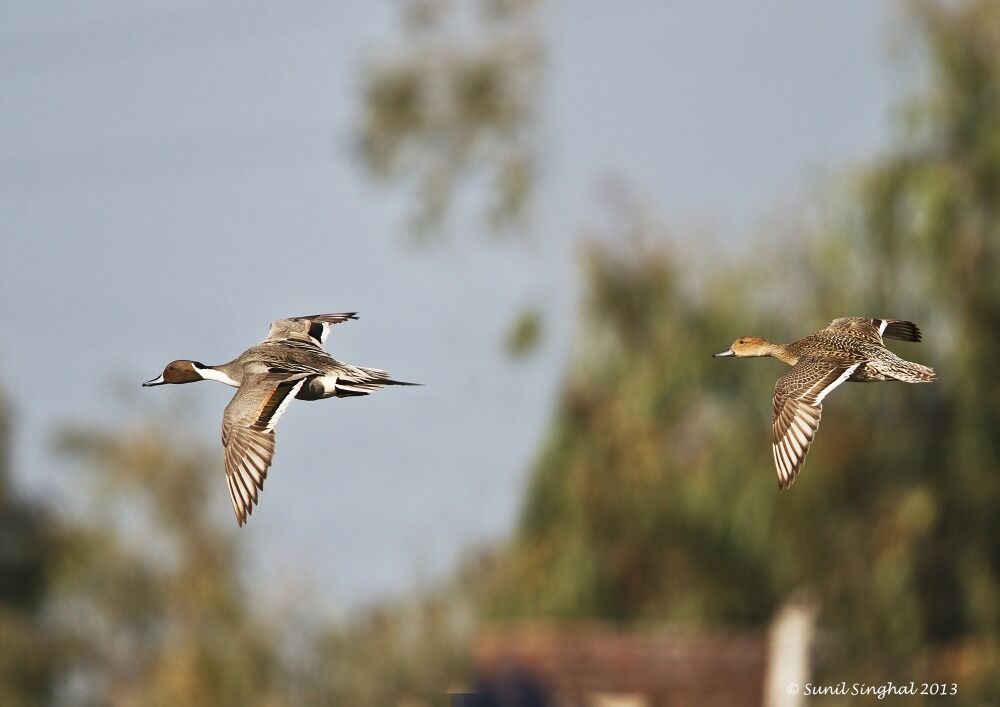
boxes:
[504,307,543,358]
[357,0,541,236]
[4,1,998,705]
[0,387,61,706]
[303,589,473,706]
[35,414,472,706]
[479,0,1000,702]
[49,421,283,706]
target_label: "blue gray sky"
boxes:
[1,1,899,614]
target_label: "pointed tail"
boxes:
[897,360,937,383]
[333,366,421,397]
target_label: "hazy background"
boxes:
[5,1,999,705]
[1,0,894,610]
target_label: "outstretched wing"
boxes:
[265,312,359,347]
[772,360,861,489]
[221,372,308,526]
[825,317,922,345]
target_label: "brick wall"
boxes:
[474,623,767,707]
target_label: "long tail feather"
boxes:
[896,361,936,383]
[333,366,421,397]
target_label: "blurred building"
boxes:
[470,605,815,707]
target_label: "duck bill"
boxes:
[142,374,166,387]
[712,349,735,358]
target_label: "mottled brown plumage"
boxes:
[714,317,936,488]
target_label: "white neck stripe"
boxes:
[197,366,239,387]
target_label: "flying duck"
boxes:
[714,317,936,488]
[144,312,416,526]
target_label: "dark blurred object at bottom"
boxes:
[453,669,552,707]
[474,623,767,707]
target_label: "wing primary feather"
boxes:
[221,373,306,527]
[772,361,854,487]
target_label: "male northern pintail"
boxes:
[144,312,416,526]
[714,317,936,488]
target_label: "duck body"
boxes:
[209,337,409,400]
[714,317,936,488]
[143,312,416,526]
[781,324,936,384]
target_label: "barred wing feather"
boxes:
[221,373,308,526]
[771,360,860,488]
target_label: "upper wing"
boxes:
[825,317,922,345]
[221,372,309,526]
[265,312,359,347]
[771,360,861,489]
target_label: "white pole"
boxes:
[763,601,817,707]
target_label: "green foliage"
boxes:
[479,1,1000,701]
[0,390,61,706]
[305,595,472,706]
[481,239,791,625]
[2,2,999,704]
[0,410,472,706]
[358,0,540,235]
[49,423,284,706]
[504,307,543,357]
[48,420,474,706]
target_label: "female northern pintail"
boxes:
[714,317,936,488]
[144,312,416,526]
